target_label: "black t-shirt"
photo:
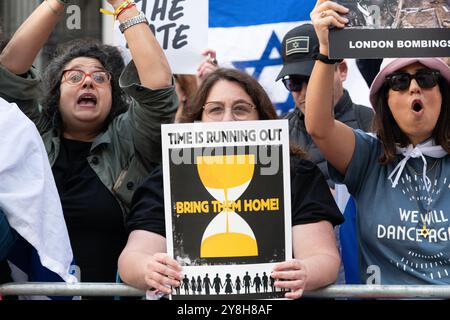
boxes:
[126,157,343,236]
[53,138,126,283]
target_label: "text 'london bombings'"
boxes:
[349,39,450,49]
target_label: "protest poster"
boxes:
[329,0,450,58]
[161,120,292,300]
[113,0,208,74]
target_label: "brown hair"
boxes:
[174,74,198,122]
[373,76,450,164]
[179,68,278,123]
[174,74,198,103]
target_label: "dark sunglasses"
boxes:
[282,76,309,92]
[385,70,440,91]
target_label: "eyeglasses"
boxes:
[385,70,440,91]
[62,69,112,85]
[282,75,309,92]
[203,101,257,121]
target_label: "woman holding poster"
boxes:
[118,68,344,299]
[306,0,450,284]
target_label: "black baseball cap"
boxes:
[276,23,320,81]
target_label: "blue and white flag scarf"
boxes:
[0,97,77,299]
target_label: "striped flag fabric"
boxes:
[208,0,315,114]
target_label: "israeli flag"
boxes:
[0,98,77,299]
[208,0,371,114]
[208,0,315,114]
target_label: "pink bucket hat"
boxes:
[369,58,450,108]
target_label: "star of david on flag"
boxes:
[208,0,316,114]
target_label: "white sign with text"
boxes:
[113,0,208,74]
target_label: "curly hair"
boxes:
[40,39,128,132]
[373,76,450,164]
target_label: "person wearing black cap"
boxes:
[277,23,374,189]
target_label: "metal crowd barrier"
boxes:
[1,283,450,299]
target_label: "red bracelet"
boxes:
[116,3,136,19]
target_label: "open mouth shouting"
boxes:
[411,99,424,114]
[77,92,98,108]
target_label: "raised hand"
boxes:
[197,48,219,84]
[310,0,349,54]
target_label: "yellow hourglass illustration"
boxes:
[197,154,258,258]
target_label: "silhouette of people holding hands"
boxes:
[262,272,269,293]
[235,276,242,294]
[191,276,196,295]
[224,273,234,294]
[243,272,252,294]
[182,275,190,295]
[197,276,203,295]
[270,274,276,292]
[213,273,223,295]
[253,273,262,293]
[203,273,212,295]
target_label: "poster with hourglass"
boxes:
[161,120,292,300]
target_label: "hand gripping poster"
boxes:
[161,120,292,300]
[329,0,450,58]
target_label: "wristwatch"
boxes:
[119,12,149,33]
[313,53,343,64]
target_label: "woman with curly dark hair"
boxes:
[39,39,129,133]
[0,0,177,285]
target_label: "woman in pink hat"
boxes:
[306,0,450,285]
